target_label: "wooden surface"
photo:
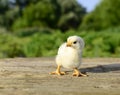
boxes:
[0,58,120,95]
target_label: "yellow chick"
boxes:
[50,35,87,77]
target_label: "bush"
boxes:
[0,33,25,58]
[22,28,120,57]
[23,30,64,57]
[0,27,120,58]
[14,27,52,37]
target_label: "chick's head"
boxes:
[66,36,85,50]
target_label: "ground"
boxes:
[0,58,120,95]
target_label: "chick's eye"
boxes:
[73,41,77,44]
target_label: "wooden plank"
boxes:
[0,58,120,95]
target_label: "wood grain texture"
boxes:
[0,58,120,95]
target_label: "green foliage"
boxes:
[5,7,20,29]
[80,0,120,30]
[0,0,9,27]
[23,30,65,57]
[1,0,120,58]
[12,0,86,31]
[0,33,25,58]
[0,0,40,30]
[57,0,86,31]
[1,27,120,58]
[12,0,56,30]
[0,0,9,14]
[1,0,120,32]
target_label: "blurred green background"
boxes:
[0,0,120,58]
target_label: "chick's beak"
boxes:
[67,41,72,47]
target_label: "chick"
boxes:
[50,35,87,77]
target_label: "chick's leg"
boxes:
[50,65,65,75]
[72,68,87,77]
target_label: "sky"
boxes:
[77,0,101,12]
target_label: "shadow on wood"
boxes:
[80,63,120,73]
